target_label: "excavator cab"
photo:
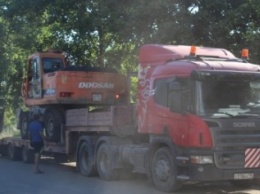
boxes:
[24,51,66,99]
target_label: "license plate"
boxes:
[233,173,254,180]
[92,94,102,102]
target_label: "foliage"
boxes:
[181,0,260,62]
[0,0,260,128]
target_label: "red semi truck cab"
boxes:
[136,44,260,189]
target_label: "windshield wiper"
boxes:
[217,112,235,117]
[235,113,260,118]
[217,112,260,118]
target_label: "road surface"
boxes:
[0,156,259,194]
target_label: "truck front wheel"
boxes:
[44,109,63,142]
[77,142,96,176]
[97,143,119,180]
[152,147,182,192]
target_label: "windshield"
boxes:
[197,79,260,118]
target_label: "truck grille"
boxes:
[213,128,260,148]
[208,119,260,169]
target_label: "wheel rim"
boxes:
[152,148,182,192]
[44,109,63,142]
[46,118,55,137]
[154,156,170,182]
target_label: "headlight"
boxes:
[190,155,213,164]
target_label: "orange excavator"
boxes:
[17,50,129,142]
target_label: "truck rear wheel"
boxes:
[22,145,34,163]
[8,144,22,161]
[45,109,63,142]
[97,143,119,180]
[152,147,182,192]
[77,142,96,176]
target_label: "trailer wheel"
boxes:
[20,113,29,139]
[22,146,34,163]
[152,147,182,192]
[230,180,253,188]
[97,143,119,180]
[77,142,97,176]
[45,108,63,142]
[8,144,22,161]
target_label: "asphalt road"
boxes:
[0,156,259,194]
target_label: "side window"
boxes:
[154,79,168,107]
[154,77,191,110]
[32,58,40,79]
[43,60,53,73]
[28,60,33,81]
[43,58,63,73]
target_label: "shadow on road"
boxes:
[1,155,259,194]
[40,157,260,194]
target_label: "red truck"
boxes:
[1,44,260,192]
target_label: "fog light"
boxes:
[190,156,213,164]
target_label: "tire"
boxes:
[152,147,182,192]
[8,144,22,161]
[20,113,29,140]
[97,143,119,180]
[44,108,63,142]
[22,146,34,163]
[230,180,253,188]
[77,142,97,176]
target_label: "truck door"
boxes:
[148,77,190,143]
[29,57,42,98]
